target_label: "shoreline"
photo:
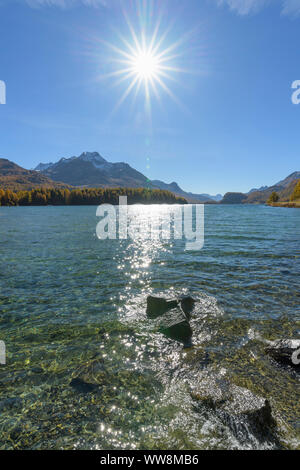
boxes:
[267,201,300,208]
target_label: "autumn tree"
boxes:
[267,191,279,204]
[290,180,300,201]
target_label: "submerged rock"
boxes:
[191,373,277,442]
[265,339,300,368]
[70,352,163,398]
[146,295,196,320]
[220,386,276,435]
[0,397,23,412]
[159,308,193,348]
[70,377,99,394]
[179,296,195,321]
[160,320,193,348]
[146,295,196,347]
[146,296,178,319]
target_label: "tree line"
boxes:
[0,187,187,206]
[267,180,300,204]
[290,180,300,201]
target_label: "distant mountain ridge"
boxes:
[0,158,69,191]
[150,180,221,202]
[221,172,300,204]
[34,151,218,202]
[35,162,55,172]
[245,171,300,204]
[2,152,298,205]
[35,151,150,189]
[247,185,268,194]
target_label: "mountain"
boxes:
[275,171,300,188]
[150,180,216,202]
[199,193,223,202]
[35,152,150,189]
[246,172,300,204]
[220,192,248,204]
[220,172,300,204]
[247,186,268,194]
[34,162,54,172]
[2,153,298,206]
[35,151,217,202]
[0,158,69,191]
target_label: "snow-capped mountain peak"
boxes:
[35,162,54,172]
[35,152,108,172]
[78,152,107,164]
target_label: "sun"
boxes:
[132,50,159,80]
[97,13,189,115]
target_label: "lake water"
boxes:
[0,204,299,449]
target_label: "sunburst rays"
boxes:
[96,9,192,117]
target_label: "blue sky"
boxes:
[0,0,300,194]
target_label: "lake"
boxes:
[0,204,299,449]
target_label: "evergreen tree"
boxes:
[0,187,187,206]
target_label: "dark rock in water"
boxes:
[0,397,23,412]
[265,339,300,368]
[220,386,276,435]
[160,321,193,348]
[179,296,195,321]
[71,353,163,401]
[191,374,277,442]
[70,377,99,394]
[147,295,196,347]
[146,296,178,319]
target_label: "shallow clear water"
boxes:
[0,204,299,449]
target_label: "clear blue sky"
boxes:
[0,0,300,194]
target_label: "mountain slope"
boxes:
[220,192,248,204]
[247,185,268,194]
[246,172,300,204]
[151,180,215,202]
[220,172,300,204]
[0,158,69,191]
[275,171,300,188]
[37,152,150,188]
[36,152,216,202]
